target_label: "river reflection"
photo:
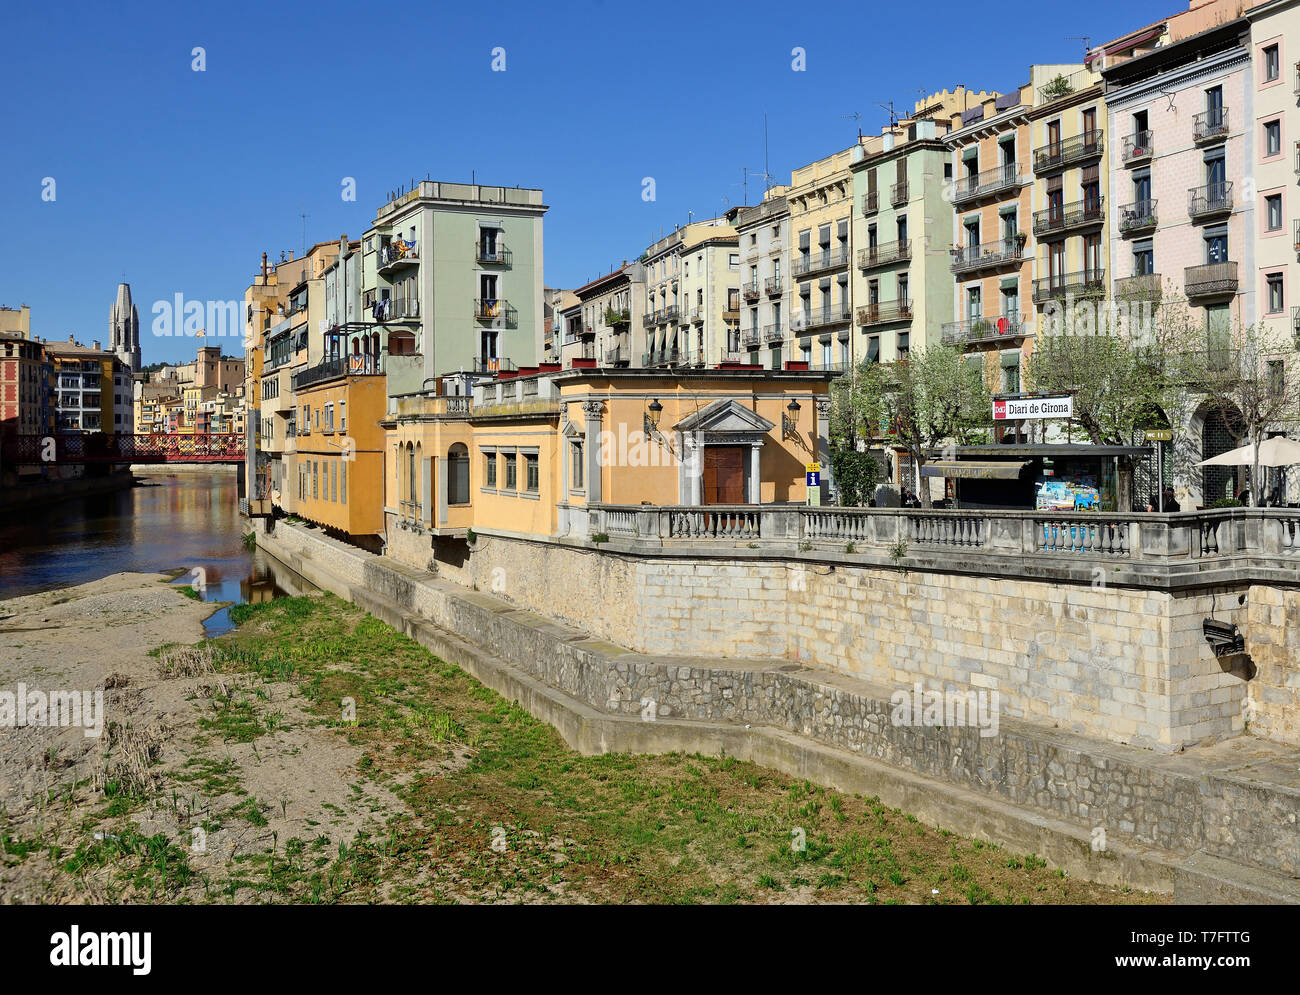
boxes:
[0,472,314,621]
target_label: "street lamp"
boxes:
[783,398,801,440]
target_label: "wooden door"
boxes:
[703,446,745,504]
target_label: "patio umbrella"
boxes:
[1198,436,1300,467]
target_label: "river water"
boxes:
[0,471,312,632]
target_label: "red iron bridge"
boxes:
[1,433,245,464]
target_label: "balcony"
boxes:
[1293,306,1300,348]
[862,191,879,215]
[798,306,853,332]
[1122,131,1153,165]
[1184,261,1238,299]
[1032,196,1104,238]
[1032,131,1103,174]
[1032,270,1106,305]
[473,299,518,327]
[793,248,849,278]
[857,300,913,326]
[1193,108,1229,144]
[1113,273,1163,302]
[950,239,1025,275]
[857,238,911,270]
[741,329,761,349]
[604,307,630,327]
[1118,199,1158,235]
[687,306,703,324]
[662,304,680,323]
[764,276,783,296]
[473,357,515,374]
[952,164,1020,205]
[743,283,761,303]
[603,346,628,365]
[377,239,419,273]
[1189,182,1232,221]
[940,313,1025,346]
[476,243,512,266]
[763,323,785,343]
[891,179,909,207]
[370,296,419,321]
[291,356,382,391]
[643,311,657,327]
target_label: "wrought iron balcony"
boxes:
[862,191,879,215]
[1118,199,1158,235]
[952,164,1020,204]
[1032,130,1103,173]
[797,306,852,332]
[1293,305,1300,348]
[604,308,630,327]
[793,248,849,277]
[291,356,377,391]
[476,243,512,266]
[741,329,761,349]
[857,238,911,270]
[1122,130,1153,165]
[941,313,1024,346]
[763,323,785,343]
[662,304,680,323]
[1113,273,1163,302]
[473,299,517,327]
[643,311,658,327]
[742,283,761,302]
[688,306,704,324]
[1189,182,1233,220]
[1193,108,1229,143]
[378,239,419,272]
[1032,270,1106,304]
[603,346,628,365]
[891,179,909,206]
[1185,261,1238,299]
[1032,196,1104,238]
[950,239,1024,275]
[764,276,783,296]
[857,300,913,326]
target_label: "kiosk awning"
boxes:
[921,460,1030,480]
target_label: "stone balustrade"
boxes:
[573,503,1300,587]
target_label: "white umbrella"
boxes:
[1197,436,1300,467]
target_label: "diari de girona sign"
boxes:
[992,395,1074,421]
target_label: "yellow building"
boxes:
[383,368,833,568]
[293,367,388,539]
[641,219,740,367]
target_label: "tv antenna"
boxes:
[876,101,901,130]
[299,209,309,255]
[841,111,863,140]
[733,166,774,206]
[1066,36,1091,58]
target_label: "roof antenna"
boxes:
[1066,35,1091,59]
[875,101,900,131]
[841,111,863,140]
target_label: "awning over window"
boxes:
[920,460,1031,480]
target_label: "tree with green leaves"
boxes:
[851,345,989,508]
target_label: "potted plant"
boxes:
[1013,231,1028,249]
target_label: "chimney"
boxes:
[93,340,101,351]
[288,250,295,261]
[261,252,268,281]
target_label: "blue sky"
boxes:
[0,0,1175,365]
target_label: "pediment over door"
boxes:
[673,398,775,438]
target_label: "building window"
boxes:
[1266,194,1283,231]
[504,452,517,491]
[728,253,740,269]
[1204,226,1228,264]
[1264,119,1281,157]
[484,449,497,488]
[341,463,347,504]
[1268,360,1284,397]
[1133,239,1154,276]
[447,444,470,505]
[1263,44,1279,83]
[571,441,583,490]
[525,454,539,492]
[1266,272,1284,314]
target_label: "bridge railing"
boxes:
[0,433,246,463]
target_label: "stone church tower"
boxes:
[109,282,141,372]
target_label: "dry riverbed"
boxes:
[0,577,1167,905]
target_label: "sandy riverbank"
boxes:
[0,573,395,904]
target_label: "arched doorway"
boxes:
[1201,406,1243,506]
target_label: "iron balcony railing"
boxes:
[370,296,419,320]
[473,299,517,326]
[941,313,1024,345]
[1293,305,1300,348]
[1122,130,1153,165]
[764,276,783,295]
[793,248,849,277]
[291,357,358,391]
[1032,130,1103,173]
[1114,273,1163,302]
[952,164,1020,204]
[741,329,761,349]
[476,243,512,266]
[1193,107,1229,143]
[950,239,1024,275]
[797,307,852,332]
[643,311,657,327]
[1118,199,1158,235]
[763,322,785,343]
[857,300,913,326]
[1032,270,1106,304]
[858,238,911,269]
[862,191,879,215]
[604,308,630,326]
[663,304,680,323]
[743,282,761,302]
[1189,182,1233,220]
[472,357,515,374]
[378,240,419,269]
[1295,142,1300,175]
[1184,261,1238,298]
[891,179,909,206]
[1032,196,1104,237]
[687,306,703,324]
